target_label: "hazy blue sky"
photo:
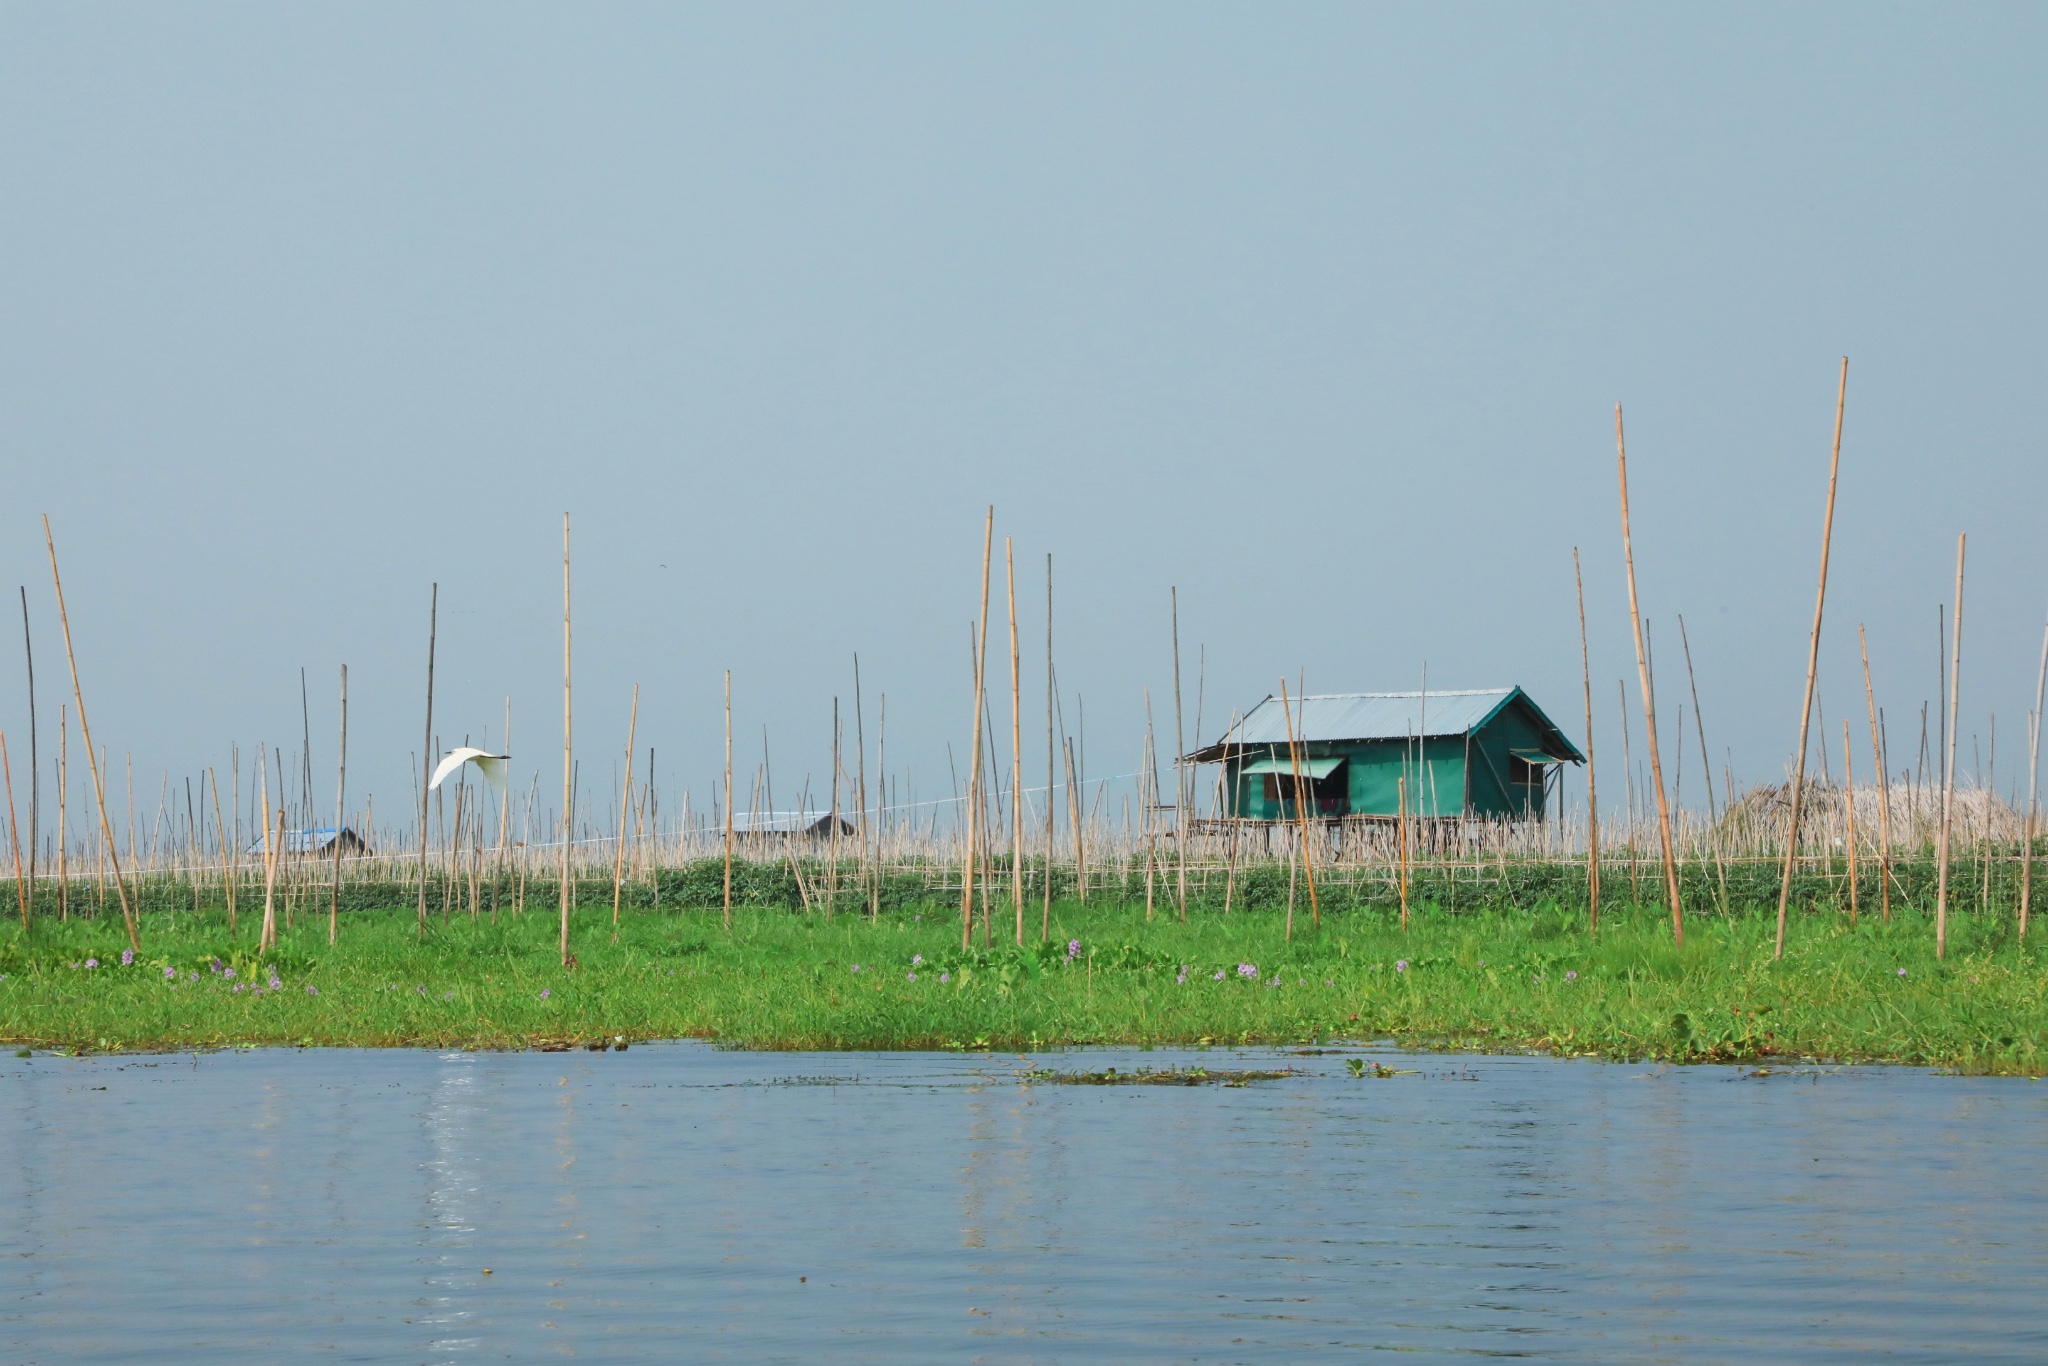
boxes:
[2,3,2044,838]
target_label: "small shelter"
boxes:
[728,811,856,840]
[1186,687,1584,822]
[243,827,374,857]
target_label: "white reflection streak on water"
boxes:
[418,1051,481,1362]
[547,1059,585,1351]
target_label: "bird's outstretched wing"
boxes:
[430,747,511,793]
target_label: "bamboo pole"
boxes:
[57,707,67,921]
[1171,587,1187,922]
[1677,614,1729,914]
[18,589,36,919]
[612,684,638,936]
[1043,553,1055,941]
[209,766,231,934]
[418,584,438,937]
[2022,610,2048,938]
[40,517,137,951]
[259,747,279,952]
[1222,710,1242,916]
[733,671,741,933]
[1614,406,1683,949]
[854,656,874,921]
[1278,678,1319,933]
[1843,719,1859,924]
[1936,534,1964,959]
[961,508,993,952]
[1574,548,1600,936]
[1141,704,1157,923]
[1859,626,1894,921]
[3,733,24,929]
[561,514,574,967]
[1774,359,1848,957]
[331,664,347,945]
[1007,539,1024,946]
[1397,774,1410,931]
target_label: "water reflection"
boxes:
[1,1048,2044,1362]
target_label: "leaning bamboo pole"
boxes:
[961,508,993,953]
[2022,609,2048,938]
[1677,616,1729,914]
[1775,358,1848,958]
[1574,548,1600,936]
[41,517,138,952]
[1936,533,1964,959]
[3,733,24,930]
[1614,407,1683,948]
[18,590,36,920]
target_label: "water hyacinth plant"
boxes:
[0,894,2030,1070]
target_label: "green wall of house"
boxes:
[1222,701,1562,821]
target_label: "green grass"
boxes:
[2,887,2044,1073]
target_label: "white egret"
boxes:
[429,747,510,794]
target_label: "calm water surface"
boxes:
[2,1044,2043,1362]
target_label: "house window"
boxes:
[1261,765,1348,816]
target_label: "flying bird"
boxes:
[429,748,510,793]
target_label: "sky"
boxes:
[1,3,2044,844]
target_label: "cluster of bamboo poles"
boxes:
[13,377,2048,970]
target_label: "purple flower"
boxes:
[1237,963,1257,979]
[269,977,283,992]
[211,958,223,974]
[911,954,924,966]
[163,966,176,980]
[188,971,199,982]
[939,972,951,983]
[540,988,551,999]
[232,983,244,994]
[850,963,861,974]
[1176,967,1188,985]
[1395,960,1408,973]
[1066,939,1082,962]
[1565,970,1578,982]
[305,984,319,996]
[223,968,236,980]
[1897,968,1907,977]
[1213,969,1225,981]
[907,972,917,981]
[120,949,134,967]
[84,958,98,970]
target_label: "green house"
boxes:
[1187,687,1584,821]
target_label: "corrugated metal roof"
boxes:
[1219,689,1517,747]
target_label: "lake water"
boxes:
[2,1043,2043,1363]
